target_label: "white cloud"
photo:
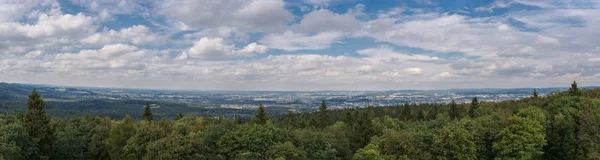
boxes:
[357,47,439,62]
[81,25,165,45]
[157,0,293,32]
[184,37,268,59]
[404,67,423,74]
[290,6,363,33]
[260,31,343,51]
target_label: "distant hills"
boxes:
[0,82,598,119]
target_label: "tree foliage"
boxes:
[1,84,600,160]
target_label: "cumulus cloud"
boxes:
[157,0,293,32]
[260,31,343,51]
[2,0,600,90]
[290,5,363,33]
[357,47,439,62]
[183,37,268,59]
[81,25,165,45]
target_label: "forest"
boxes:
[1,81,600,160]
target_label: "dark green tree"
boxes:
[252,105,269,125]
[401,102,412,121]
[143,102,153,121]
[469,97,479,118]
[88,117,111,160]
[175,112,184,120]
[0,119,37,160]
[449,99,460,120]
[318,100,329,129]
[106,116,136,160]
[24,89,55,160]
[285,111,297,128]
[569,81,580,96]
[532,88,539,98]
[53,116,93,159]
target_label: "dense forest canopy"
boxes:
[1,81,600,160]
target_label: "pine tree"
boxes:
[24,89,55,160]
[285,111,296,128]
[469,97,479,118]
[317,100,329,129]
[143,102,153,121]
[532,88,538,98]
[252,105,269,125]
[401,102,412,121]
[175,112,184,120]
[568,81,581,96]
[449,99,460,120]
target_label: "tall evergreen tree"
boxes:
[143,102,153,121]
[24,89,55,160]
[568,81,581,96]
[469,97,479,118]
[252,105,269,125]
[449,99,460,120]
[318,100,329,129]
[401,102,412,121]
[285,111,296,128]
[175,112,184,120]
[532,88,539,98]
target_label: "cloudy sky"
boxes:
[1,0,599,90]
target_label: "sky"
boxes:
[0,0,599,91]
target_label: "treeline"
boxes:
[1,82,600,160]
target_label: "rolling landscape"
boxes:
[2,0,600,160]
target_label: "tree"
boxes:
[53,116,93,159]
[106,116,136,160]
[569,81,581,96]
[401,102,412,121]
[143,102,153,121]
[266,141,307,160]
[318,100,329,129]
[353,144,384,160]
[0,119,37,160]
[449,99,460,120]
[145,132,219,160]
[217,122,288,159]
[532,88,539,98]
[285,111,297,128]
[494,107,546,160]
[88,117,111,160]
[175,112,184,120]
[469,97,479,118]
[433,120,476,160]
[252,105,269,125]
[123,122,165,159]
[24,89,55,160]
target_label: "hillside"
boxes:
[1,82,600,159]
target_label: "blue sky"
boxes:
[0,0,599,90]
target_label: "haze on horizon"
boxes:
[1,0,599,91]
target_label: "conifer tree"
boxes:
[449,99,460,120]
[252,105,269,125]
[532,88,539,98]
[568,81,580,96]
[175,112,184,120]
[401,102,412,121]
[469,97,479,118]
[318,100,329,128]
[285,111,296,128]
[24,89,55,160]
[143,102,153,121]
